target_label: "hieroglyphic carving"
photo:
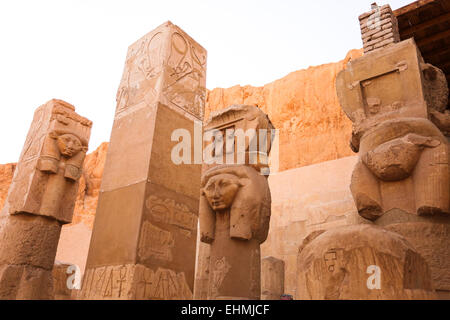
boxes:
[80,264,134,299]
[146,195,197,235]
[323,248,344,272]
[163,31,206,119]
[115,22,206,120]
[296,225,437,300]
[138,221,175,261]
[84,21,203,301]
[208,257,231,299]
[80,264,193,300]
[203,105,275,173]
[116,31,164,116]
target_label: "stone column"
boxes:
[0,99,92,299]
[80,21,206,300]
[336,38,450,298]
[200,105,274,300]
[261,256,284,300]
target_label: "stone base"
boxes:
[0,214,62,299]
[208,236,261,300]
[78,263,193,300]
[0,264,53,299]
[296,224,437,300]
[375,209,450,296]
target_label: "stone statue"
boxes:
[38,131,87,219]
[0,99,91,299]
[200,165,271,299]
[336,38,450,298]
[336,39,449,220]
[199,104,274,300]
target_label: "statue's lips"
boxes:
[211,199,226,208]
[63,149,74,156]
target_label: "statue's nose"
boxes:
[213,185,221,198]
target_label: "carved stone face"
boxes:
[56,134,82,157]
[203,174,241,211]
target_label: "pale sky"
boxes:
[0,0,412,163]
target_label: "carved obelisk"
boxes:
[0,99,92,299]
[81,21,206,299]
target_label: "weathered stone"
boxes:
[0,99,91,299]
[421,63,449,114]
[296,225,437,300]
[200,105,273,300]
[193,241,210,300]
[2,99,91,223]
[78,263,193,300]
[81,21,206,299]
[337,38,450,298]
[200,164,271,299]
[261,256,284,300]
[336,39,449,219]
[374,209,450,299]
[52,261,76,300]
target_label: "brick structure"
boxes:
[359,3,400,53]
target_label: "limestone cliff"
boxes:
[0,49,362,227]
[206,49,362,171]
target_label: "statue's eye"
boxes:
[220,181,230,187]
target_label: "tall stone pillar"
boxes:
[80,21,206,300]
[200,105,274,300]
[261,256,284,300]
[0,99,92,299]
[336,37,450,298]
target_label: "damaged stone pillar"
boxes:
[200,105,274,300]
[80,21,206,299]
[0,99,92,299]
[261,256,284,300]
[336,38,450,298]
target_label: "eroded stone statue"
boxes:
[200,165,271,299]
[199,104,274,300]
[336,39,449,220]
[0,99,91,299]
[336,38,450,298]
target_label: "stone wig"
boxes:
[199,164,271,244]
